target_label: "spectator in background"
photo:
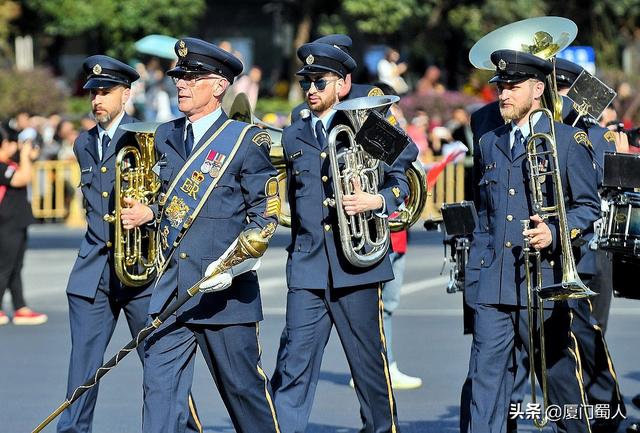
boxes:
[377,47,409,95]
[448,107,473,149]
[0,125,47,326]
[80,114,96,133]
[407,110,431,160]
[55,119,79,161]
[234,65,262,109]
[416,65,446,94]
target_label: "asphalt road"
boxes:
[2,225,640,433]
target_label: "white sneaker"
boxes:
[348,362,423,390]
[389,362,422,390]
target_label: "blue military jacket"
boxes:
[66,114,150,300]
[282,111,418,289]
[469,115,600,306]
[149,113,278,325]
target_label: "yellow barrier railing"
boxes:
[32,156,466,228]
[420,156,466,223]
[31,160,85,227]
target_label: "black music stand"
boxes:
[441,201,478,236]
[602,152,640,190]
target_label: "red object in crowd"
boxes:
[425,149,466,191]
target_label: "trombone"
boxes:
[521,107,596,429]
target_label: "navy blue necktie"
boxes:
[512,128,525,159]
[101,134,110,160]
[184,123,194,156]
[315,121,326,148]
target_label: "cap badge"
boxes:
[92,64,102,75]
[178,40,188,58]
[306,54,315,65]
[498,59,507,71]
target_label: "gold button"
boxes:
[106,241,113,248]
[323,198,329,207]
[480,259,485,265]
[321,175,328,182]
[509,188,516,196]
[505,241,512,248]
[320,152,327,159]
[506,215,513,222]
[549,260,555,266]
[101,167,107,173]
[102,191,108,198]
[179,252,188,259]
[324,224,331,232]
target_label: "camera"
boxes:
[607,121,640,148]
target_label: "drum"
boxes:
[599,192,640,257]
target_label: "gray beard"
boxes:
[93,111,112,125]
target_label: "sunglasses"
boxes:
[299,77,338,92]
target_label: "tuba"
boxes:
[326,95,400,267]
[469,16,578,121]
[104,122,161,287]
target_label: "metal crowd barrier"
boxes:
[31,160,85,227]
[32,156,466,228]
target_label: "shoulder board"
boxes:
[604,130,617,144]
[368,87,384,97]
[252,130,272,148]
[573,130,592,149]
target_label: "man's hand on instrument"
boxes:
[121,197,154,229]
[199,254,261,293]
[342,177,383,216]
[523,214,552,250]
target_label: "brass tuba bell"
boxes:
[469,16,577,120]
[104,122,161,287]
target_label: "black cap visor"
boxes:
[83,76,129,90]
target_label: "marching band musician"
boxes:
[122,38,281,433]
[289,34,383,123]
[465,49,600,433]
[270,41,417,433]
[58,56,201,433]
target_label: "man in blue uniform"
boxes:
[271,41,417,433]
[123,38,281,433]
[465,49,600,433]
[59,55,201,433]
[290,34,383,123]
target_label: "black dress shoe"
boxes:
[633,393,640,409]
[628,422,640,433]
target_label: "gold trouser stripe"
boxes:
[568,311,593,433]
[592,323,624,404]
[255,323,281,433]
[377,284,397,433]
[188,394,202,433]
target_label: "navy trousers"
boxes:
[470,303,590,433]
[143,316,279,433]
[271,284,398,433]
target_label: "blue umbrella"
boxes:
[135,34,178,60]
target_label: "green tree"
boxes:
[25,0,205,58]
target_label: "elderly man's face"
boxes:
[174,74,228,121]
